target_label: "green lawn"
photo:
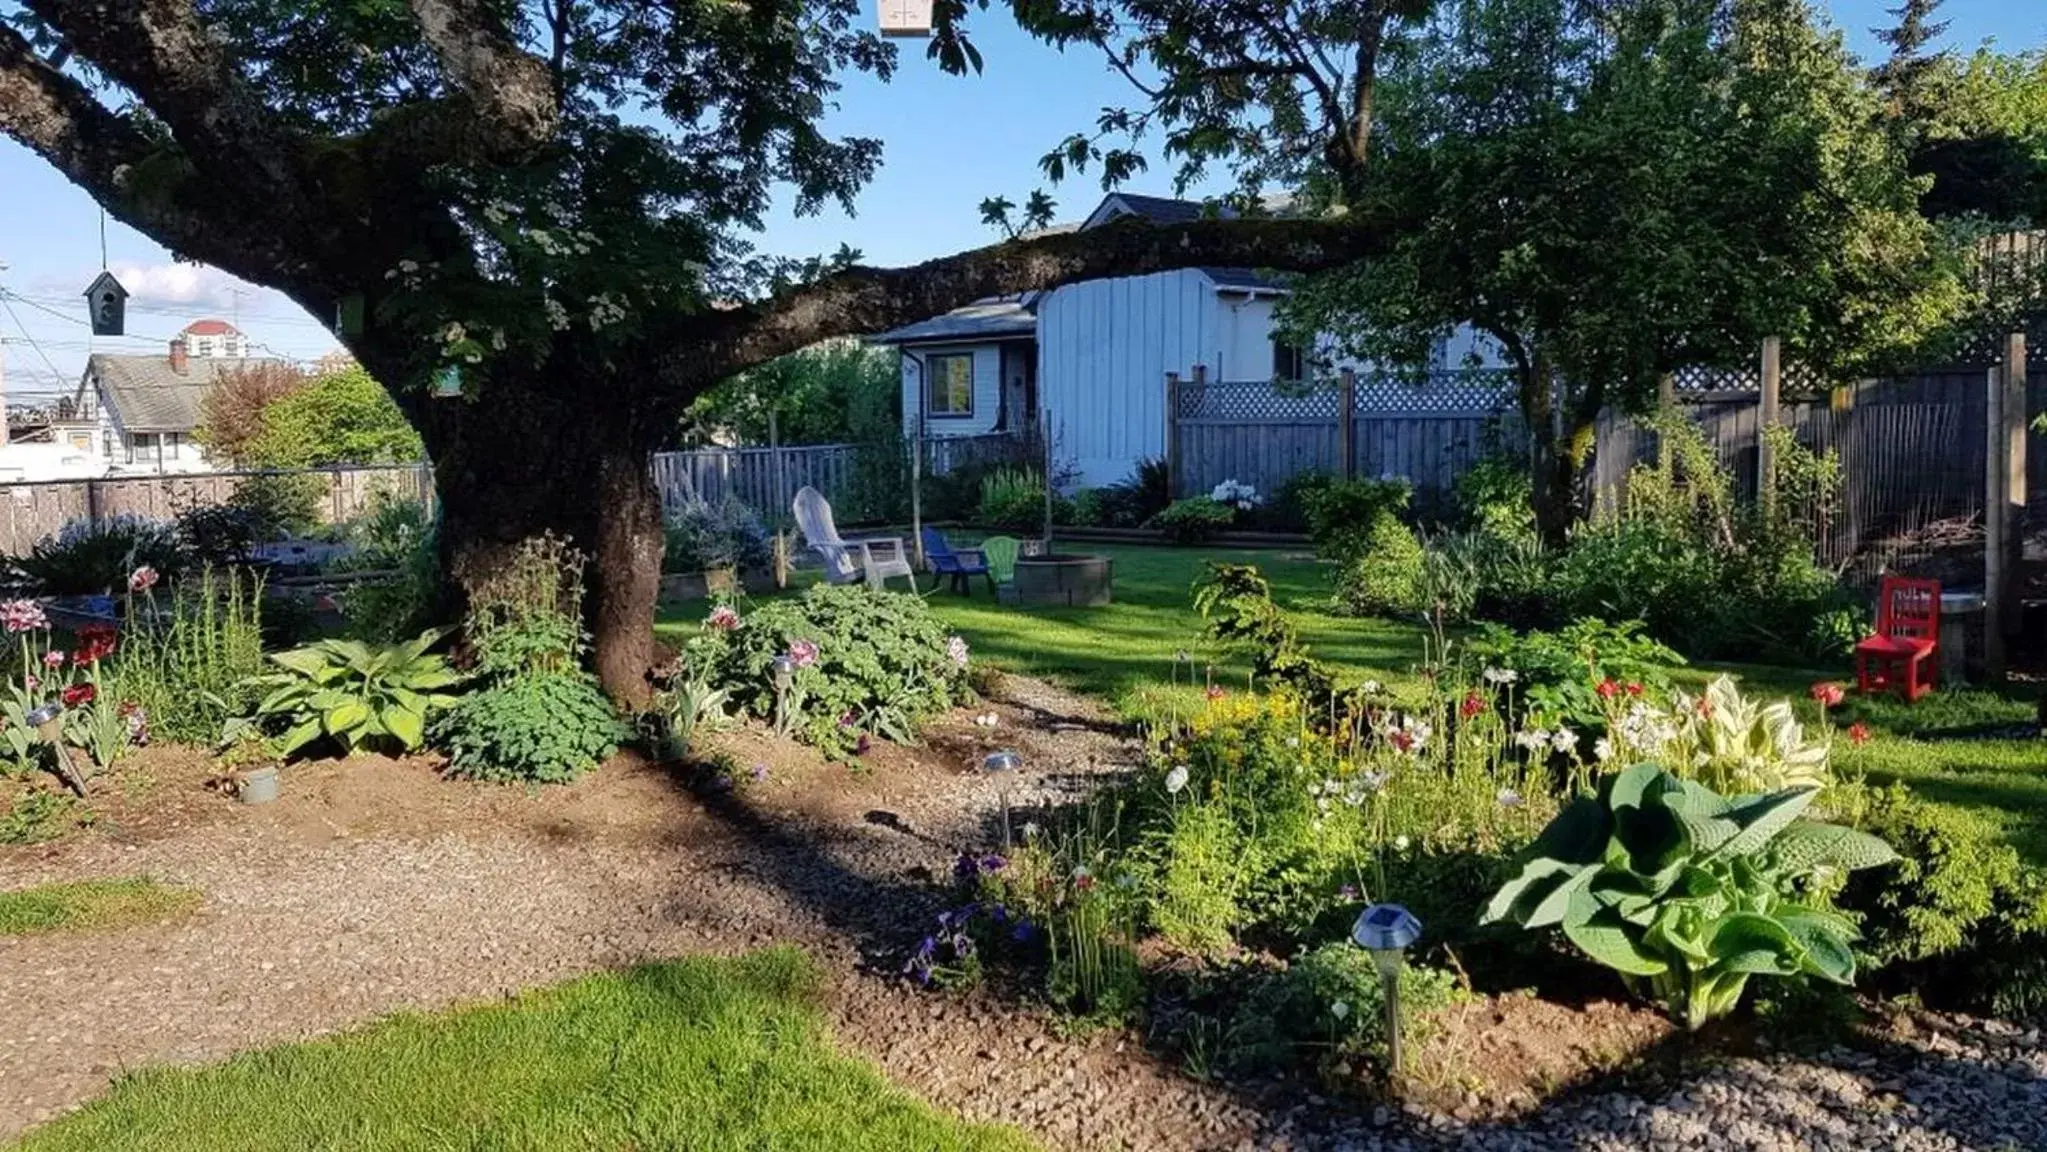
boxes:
[12,948,1036,1152]
[0,878,199,938]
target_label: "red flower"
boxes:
[1810,682,1846,709]
[1460,692,1487,719]
[1848,722,1872,746]
[1694,696,1714,719]
[61,682,95,708]
[1625,682,1644,698]
[1596,678,1621,700]
[1204,685,1225,701]
[1388,728,1416,753]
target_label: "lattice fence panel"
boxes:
[1352,369,1516,413]
[1176,380,1338,421]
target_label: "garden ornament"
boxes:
[1353,903,1424,1076]
[982,750,1021,847]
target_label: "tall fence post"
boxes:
[1986,364,2008,680]
[1757,336,1781,514]
[1163,371,1180,499]
[2002,332,2028,649]
[85,479,104,528]
[1339,368,1357,480]
[910,429,924,566]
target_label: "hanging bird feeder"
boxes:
[82,271,128,336]
[877,0,934,37]
[430,365,463,399]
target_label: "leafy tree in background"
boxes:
[682,340,899,448]
[0,0,1386,700]
[241,365,425,470]
[1909,47,2047,221]
[197,361,307,463]
[1278,0,1966,540]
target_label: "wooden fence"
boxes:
[1169,369,1516,515]
[651,432,1029,525]
[0,464,433,557]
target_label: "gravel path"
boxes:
[2,675,2042,1151]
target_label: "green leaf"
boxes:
[1486,858,1597,927]
[1707,913,1803,975]
[323,700,371,736]
[384,706,425,750]
[1777,906,1859,984]
[1562,906,1669,976]
[1772,822,1899,873]
[280,718,324,757]
[1713,787,1821,859]
[269,647,335,679]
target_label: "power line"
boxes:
[0,296,71,387]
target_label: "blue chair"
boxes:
[920,527,994,595]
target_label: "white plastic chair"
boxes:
[791,486,914,590]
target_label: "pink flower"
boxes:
[706,606,741,632]
[1204,685,1225,701]
[42,650,65,669]
[1596,678,1620,700]
[788,639,819,669]
[1848,722,1872,746]
[1460,692,1487,719]
[1,599,47,634]
[24,674,39,693]
[128,567,160,593]
[1810,681,1846,709]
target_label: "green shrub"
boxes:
[229,471,326,539]
[242,631,465,757]
[1470,617,1685,739]
[1331,514,1425,617]
[337,493,439,644]
[686,585,970,758]
[173,502,267,566]
[15,515,185,596]
[663,497,771,574]
[1065,488,1107,527]
[1144,800,1246,953]
[1836,782,2047,968]
[1485,764,1895,1030]
[1147,497,1236,544]
[435,671,626,784]
[1455,452,1536,538]
[1226,944,1463,1076]
[1269,471,1334,533]
[1092,457,1172,528]
[977,467,1059,531]
[1304,477,1411,567]
[116,566,268,745]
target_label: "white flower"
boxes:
[490,329,508,351]
[1551,727,1577,754]
[439,321,467,345]
[1496,787,1524,808]
[1482,666,1520,686]
[1021,821,1040,840]
[1330,1000,1352,1021]
[1593,737,1616,763]
[543,296,571,331]
[1286,736,1301,748]
[1393,835,1411,851]
[1513,728,1550,752]
[1360,680,1383,695]
[1165,764,1190,795]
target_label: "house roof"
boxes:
[871,297,1038,345]
[82,353,275,433]
[180,319,240,337]
[1085,193,1234,228]
[1202,266,1285,292]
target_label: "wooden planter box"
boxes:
[658,566,777,603]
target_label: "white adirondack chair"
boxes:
[792,486,914,590]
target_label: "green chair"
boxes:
[979,535,1021,588]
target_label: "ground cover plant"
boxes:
[0,878,199,939]
[9,948,1036,1152]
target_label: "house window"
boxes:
[1272,339,1308,383]
[926,353,975,418]
[128,433,159,465]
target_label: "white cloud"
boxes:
[106,262,259,312]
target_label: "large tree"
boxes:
[0,0,1386,700]
[1279,0,1967,539]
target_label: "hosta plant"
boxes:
[1483,763,1895,1030]
[245,630,465,757]
[1667,675,1831,795]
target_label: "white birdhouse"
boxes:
[878,0,933,37]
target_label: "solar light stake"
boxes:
[982,750,1021,847]
[1353,903,1423,1078]
[771,656,797,736]
[26,701,86,797]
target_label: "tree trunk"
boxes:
[421,361,665,707]
[1521,363,1603,546]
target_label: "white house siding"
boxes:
[1038,269,1216,487]
[898,343,1003,438]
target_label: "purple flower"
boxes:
[855,734,871,756]
[1339,884,1360,901]
[749,762,769,783]
[978,854,1008,873]
[954,854,981,883]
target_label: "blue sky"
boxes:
[0,0,2038,397]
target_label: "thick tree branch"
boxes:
[0,22,153,202]
[682,214,1392,389]
[406,0,559,151]
[26,0,299,196]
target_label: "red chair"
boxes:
[1855,577,1940,701]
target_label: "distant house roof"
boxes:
[872,297,1038,345]
[1083,193,1235,229]
[180,319,241,338]
[81,353,277,433]
[1202,266,1286,292]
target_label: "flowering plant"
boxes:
[1208,479,1264,512]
